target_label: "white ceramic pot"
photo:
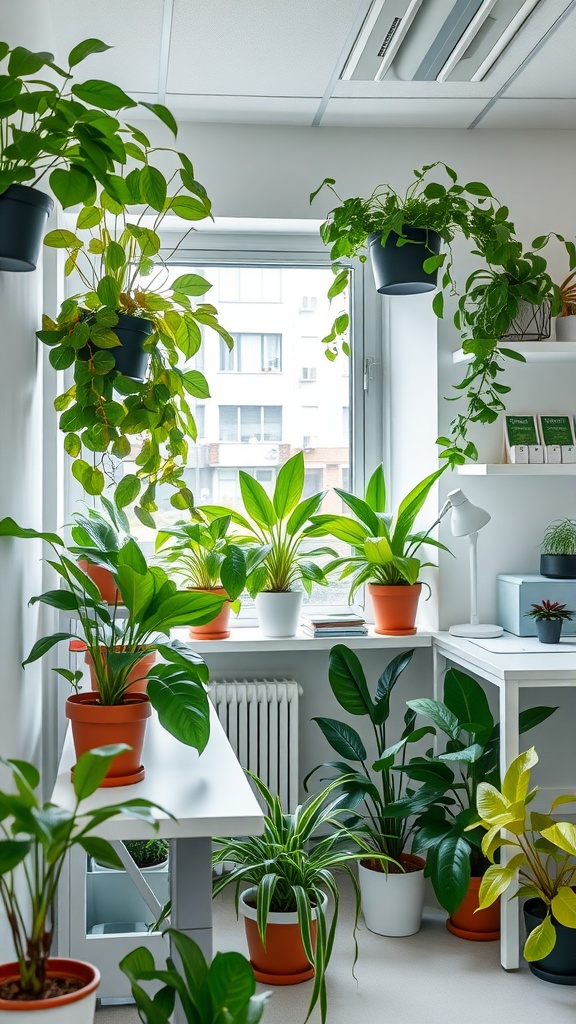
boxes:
[555,315,576,341]
[0,959,99,1021]
[255,591,303,637]
[358,854,425,936]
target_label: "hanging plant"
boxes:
[39,145,233,525]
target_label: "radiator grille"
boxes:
[208,679,301,811]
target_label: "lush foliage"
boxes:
[39,150,232,521]
[307,463,446,596]
[385,670,556,915]
[203,451,336,595]
[0,38,175,199]
[473,747,576,962]
[156,512,246,608]
[541,517,576,556]
[0,513,223,752]
[526,600,573,622]
[123,839,169,869]
[121,930,269,1024]
[0,745,163,996]
[305,645,436,862]
[212,773,385,1024]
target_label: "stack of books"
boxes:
[301,611,368,638]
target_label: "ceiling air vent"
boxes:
[341,0,543,83]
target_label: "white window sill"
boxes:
[172,627,433,654]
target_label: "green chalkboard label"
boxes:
[505,415,539,446]
[539,416,575,446]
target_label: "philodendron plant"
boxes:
[156,512,246,609]
[39,156,233,521]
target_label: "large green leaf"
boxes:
[68,38,112,67]
[148,676,210,753]
[365,464,386,513]
[239,472,276,530]
[373,649,414,725]
[313,717,367,762]
[0,516,62,546]
[406,698,460,740]
[328,644,374,719]
[443,668,494,737]
[208,949,258,1017]
[72,79,137,110]
[518,705,558,734]
[334,490,380,535]
[73,745,131,799]
[392,469,443,552]
[310,515,367,546]
[273,452,304,520]
[0,839,31,874]
[429,833,471,914]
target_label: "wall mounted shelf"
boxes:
[457,464,576,476]
[453,342,576,364]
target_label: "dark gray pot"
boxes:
[535,618,563,644]
[524,899,576,984]
[0,184,54,272]
[367,228,441,295]
[540,554,576,579]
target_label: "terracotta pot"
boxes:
[77,560,122,605]
[368,582,422,635]
[0,958,99,1021]
[65,693,151,787]
[188,587,232,640]
[85,649,156,694]
[447,876,500,941]
[240,888,327,985]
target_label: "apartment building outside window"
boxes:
[219,405,283,443]
[219,333,282,372]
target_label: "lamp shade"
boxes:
[447,489,491,537]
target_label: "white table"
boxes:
[433,632,576,970]
[53,703,263,1017]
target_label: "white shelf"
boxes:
[457,463,576,476]
[172,626,433,653]
[453,342,576,364]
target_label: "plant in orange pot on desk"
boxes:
[0,517,226,786]
[307,463,446,635]
[155,510,246,640]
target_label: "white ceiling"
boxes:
[47,0,576,129]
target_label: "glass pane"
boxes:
[240,405,262,442]
[263,407,282,442]
[219,406,238,442]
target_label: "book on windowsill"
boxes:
[301,611,366,629]
[301,624,369,638]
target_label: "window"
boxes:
[342,406,350,440]
[220,333,282,372]
[219,406,282,443]
[195,405,206,439]
[216,267,282,303]
[300,295,317,312]
[303,467,324,497]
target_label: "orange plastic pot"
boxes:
[368,582,422,636]
[85,649,156,694]
[240,888,326,985]
[77,560,121,605]
[0,958,100,1021]
[447,876,500,941]
[188,587,231,640]
[65,692,151,787]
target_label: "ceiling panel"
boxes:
[503,6,576,97]
[321,97,488,128]
[49,0,163,93]
[332,80,494,99]
[164,94,318,125]
[167,0,357,95]
[477,97,576,127]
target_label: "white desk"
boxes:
[433,632,576,971]
[53,704,263,1017]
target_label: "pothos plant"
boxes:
[0,37,179,203]
[39,148,233,524]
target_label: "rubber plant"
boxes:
[0,745,164,1001]
[0,37,179,204]
[39,149,233,524]
[0,516,225,754]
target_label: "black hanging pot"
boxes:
[0,184,54,272]
[524,899,576,984]
[111,315,154,381]
[540,554,576,579]
[535,618,563,644]
[368,227,441,295]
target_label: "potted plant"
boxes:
[212,773,384,1023]
[540,518,576,579]
[0,744,163,1019]
[387,668,557,940]
[473,746,576,983]
[305,644,438,936]
[120,930,270,1023]
[204,451,336,637]
[308,464,446,634]
[69,499,131,604]
[39,167,233,520]
[155,512,246,639]
[0,38,178,272]
[88,839,169,935]
[555,269,576,340]
[0,516,225,785]
[525,599,574,644]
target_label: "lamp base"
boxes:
[449,623,503,639]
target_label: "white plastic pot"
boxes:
[358,855,425,936]
[0,959,99,1021]
[555,315,576,341]
[255,591,303,637]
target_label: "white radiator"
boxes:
[208,679,302,811]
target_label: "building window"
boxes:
[216,267,282,303]
[303,467,324,498]
[195,405,206,439]
[219,406,282,443]
[220,333,282,373]
[300,295,317,312]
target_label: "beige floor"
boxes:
[96,880,576,1024]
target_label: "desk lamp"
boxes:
[436,488,503,639]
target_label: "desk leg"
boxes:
[432,647,446,755]
[499,680,520,971]
[170,838,213,1024]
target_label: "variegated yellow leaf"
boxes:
[476,782,512,825]
[542,821,576,858]
[524,913,556,962]
[551,887,576,928]
[501,747,538,804]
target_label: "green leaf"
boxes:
[140,102,178,136]
[8,46,53,76]
[239,471,276,529]
[501,746,538,804]
[365,464,386,512]
[541,821,576,857]
[312,717,367,762]
[465,181,493,197]
[328,644,373,719]
[73,745,130,800]
[443,668,494,737]
[430,833,471,915]
[0,839,31,874]
[115,474,141,509]
[97,275,121,308]
[209,949,258,1017]
[141,165,167,212]
[78,836,123,869]
[171,195,210,221]
[68,38,112,67]
[50,167,94,209]
[373,649,413,725]
[44,229,83,249]
[524,914,556,962]
[406,698,460,740]
[181,369,210,399]
[147,677,210,754]
[171,273,212,296]
[273,452,304,520]
[72,79,137,110]
[551,886,576,928]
